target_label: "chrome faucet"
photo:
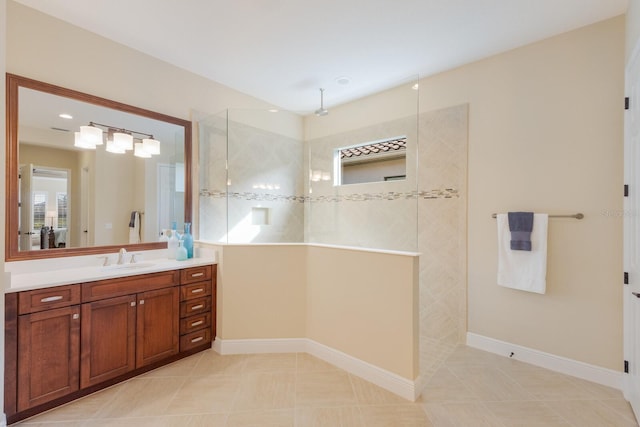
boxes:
[117,248,127,265]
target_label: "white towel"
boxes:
[497,213,548,294]
[129,211,141,244]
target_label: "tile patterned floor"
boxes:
[15,345,639,426]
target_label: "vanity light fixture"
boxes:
[74,131,96,149]
[80,124,104,146]
[134,142,152,158]
[75,121,161,157]
[142,138,160,155]
[113,131,133,151]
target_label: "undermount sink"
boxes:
[102,262,155,271]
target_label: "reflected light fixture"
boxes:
[314,88,328,116]
[79,124,103,146]
[142,138,160,155]
[75,121,160,158]
[113,131,133,151]
[74,131,96,149]
[134,142,152,158]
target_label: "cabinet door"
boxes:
[136,287,179,367]
[17,305,80,411]
[81,295,136,388]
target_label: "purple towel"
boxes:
[508,212,534,251]
[129,211,137,228]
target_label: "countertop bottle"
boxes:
[176,240,188,261]
[182,222,194,259]
[167,226,179,260]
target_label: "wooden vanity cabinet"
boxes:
[80,294,136,388]
[179,265,215,352]
[5,264,216,424]
[80,271,180,388]
[13,285,81,412]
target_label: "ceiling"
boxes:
[13,0,629,114]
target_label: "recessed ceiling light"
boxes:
[411,83,419,90]
[268,109,279,113]
[59,113,73,119]
[335,76,351,86]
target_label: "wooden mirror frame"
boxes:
[5,74,192,261]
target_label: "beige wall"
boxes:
[217,245,307,340]
[306,246,419,380]
[214,243,419,381]
[419,16,624,370]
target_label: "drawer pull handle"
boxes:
[191,320,204,327]
[41,296,63,303]
[191,288,204,294]
[191,272,204,278]
[191,304,204,310]
[191,336,204,343]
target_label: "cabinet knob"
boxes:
[139,300,145,305]
[130,302,136,307]
[72,313,80,320]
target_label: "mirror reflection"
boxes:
[7,74,192,259]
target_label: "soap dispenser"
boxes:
[176,240,188,261]
[167,223,179,259]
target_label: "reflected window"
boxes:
[32,192,47,229]
[335,136,407,185]
[56,192,68,228]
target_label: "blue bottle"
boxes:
[182,222,194,259]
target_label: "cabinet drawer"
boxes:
[82,270,179,302]
[180,328,211,352]
[180,281,211,301]
[179,296,211,317]
[18,285,81,314]
[180,265,212,285]
[180,312,211,335]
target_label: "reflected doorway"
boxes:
[18,165,71,250]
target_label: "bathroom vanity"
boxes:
[4,261,216,424]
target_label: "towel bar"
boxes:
[491,213,584,219]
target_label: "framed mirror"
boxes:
[6,74,192,261]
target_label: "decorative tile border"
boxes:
[200,188,459,203]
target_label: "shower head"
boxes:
[314,88,328,116]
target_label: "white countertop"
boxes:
[5,249,217,293]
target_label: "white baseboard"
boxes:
[0,413,6,427]
[304,339,419,401]
[467,332,623,390]
[214,337,420,401]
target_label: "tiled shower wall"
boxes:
[305,104,468,380]
[418,104,468,380]
[198,112,305,244]
[306,115,419,252]
[198,104,468,382]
